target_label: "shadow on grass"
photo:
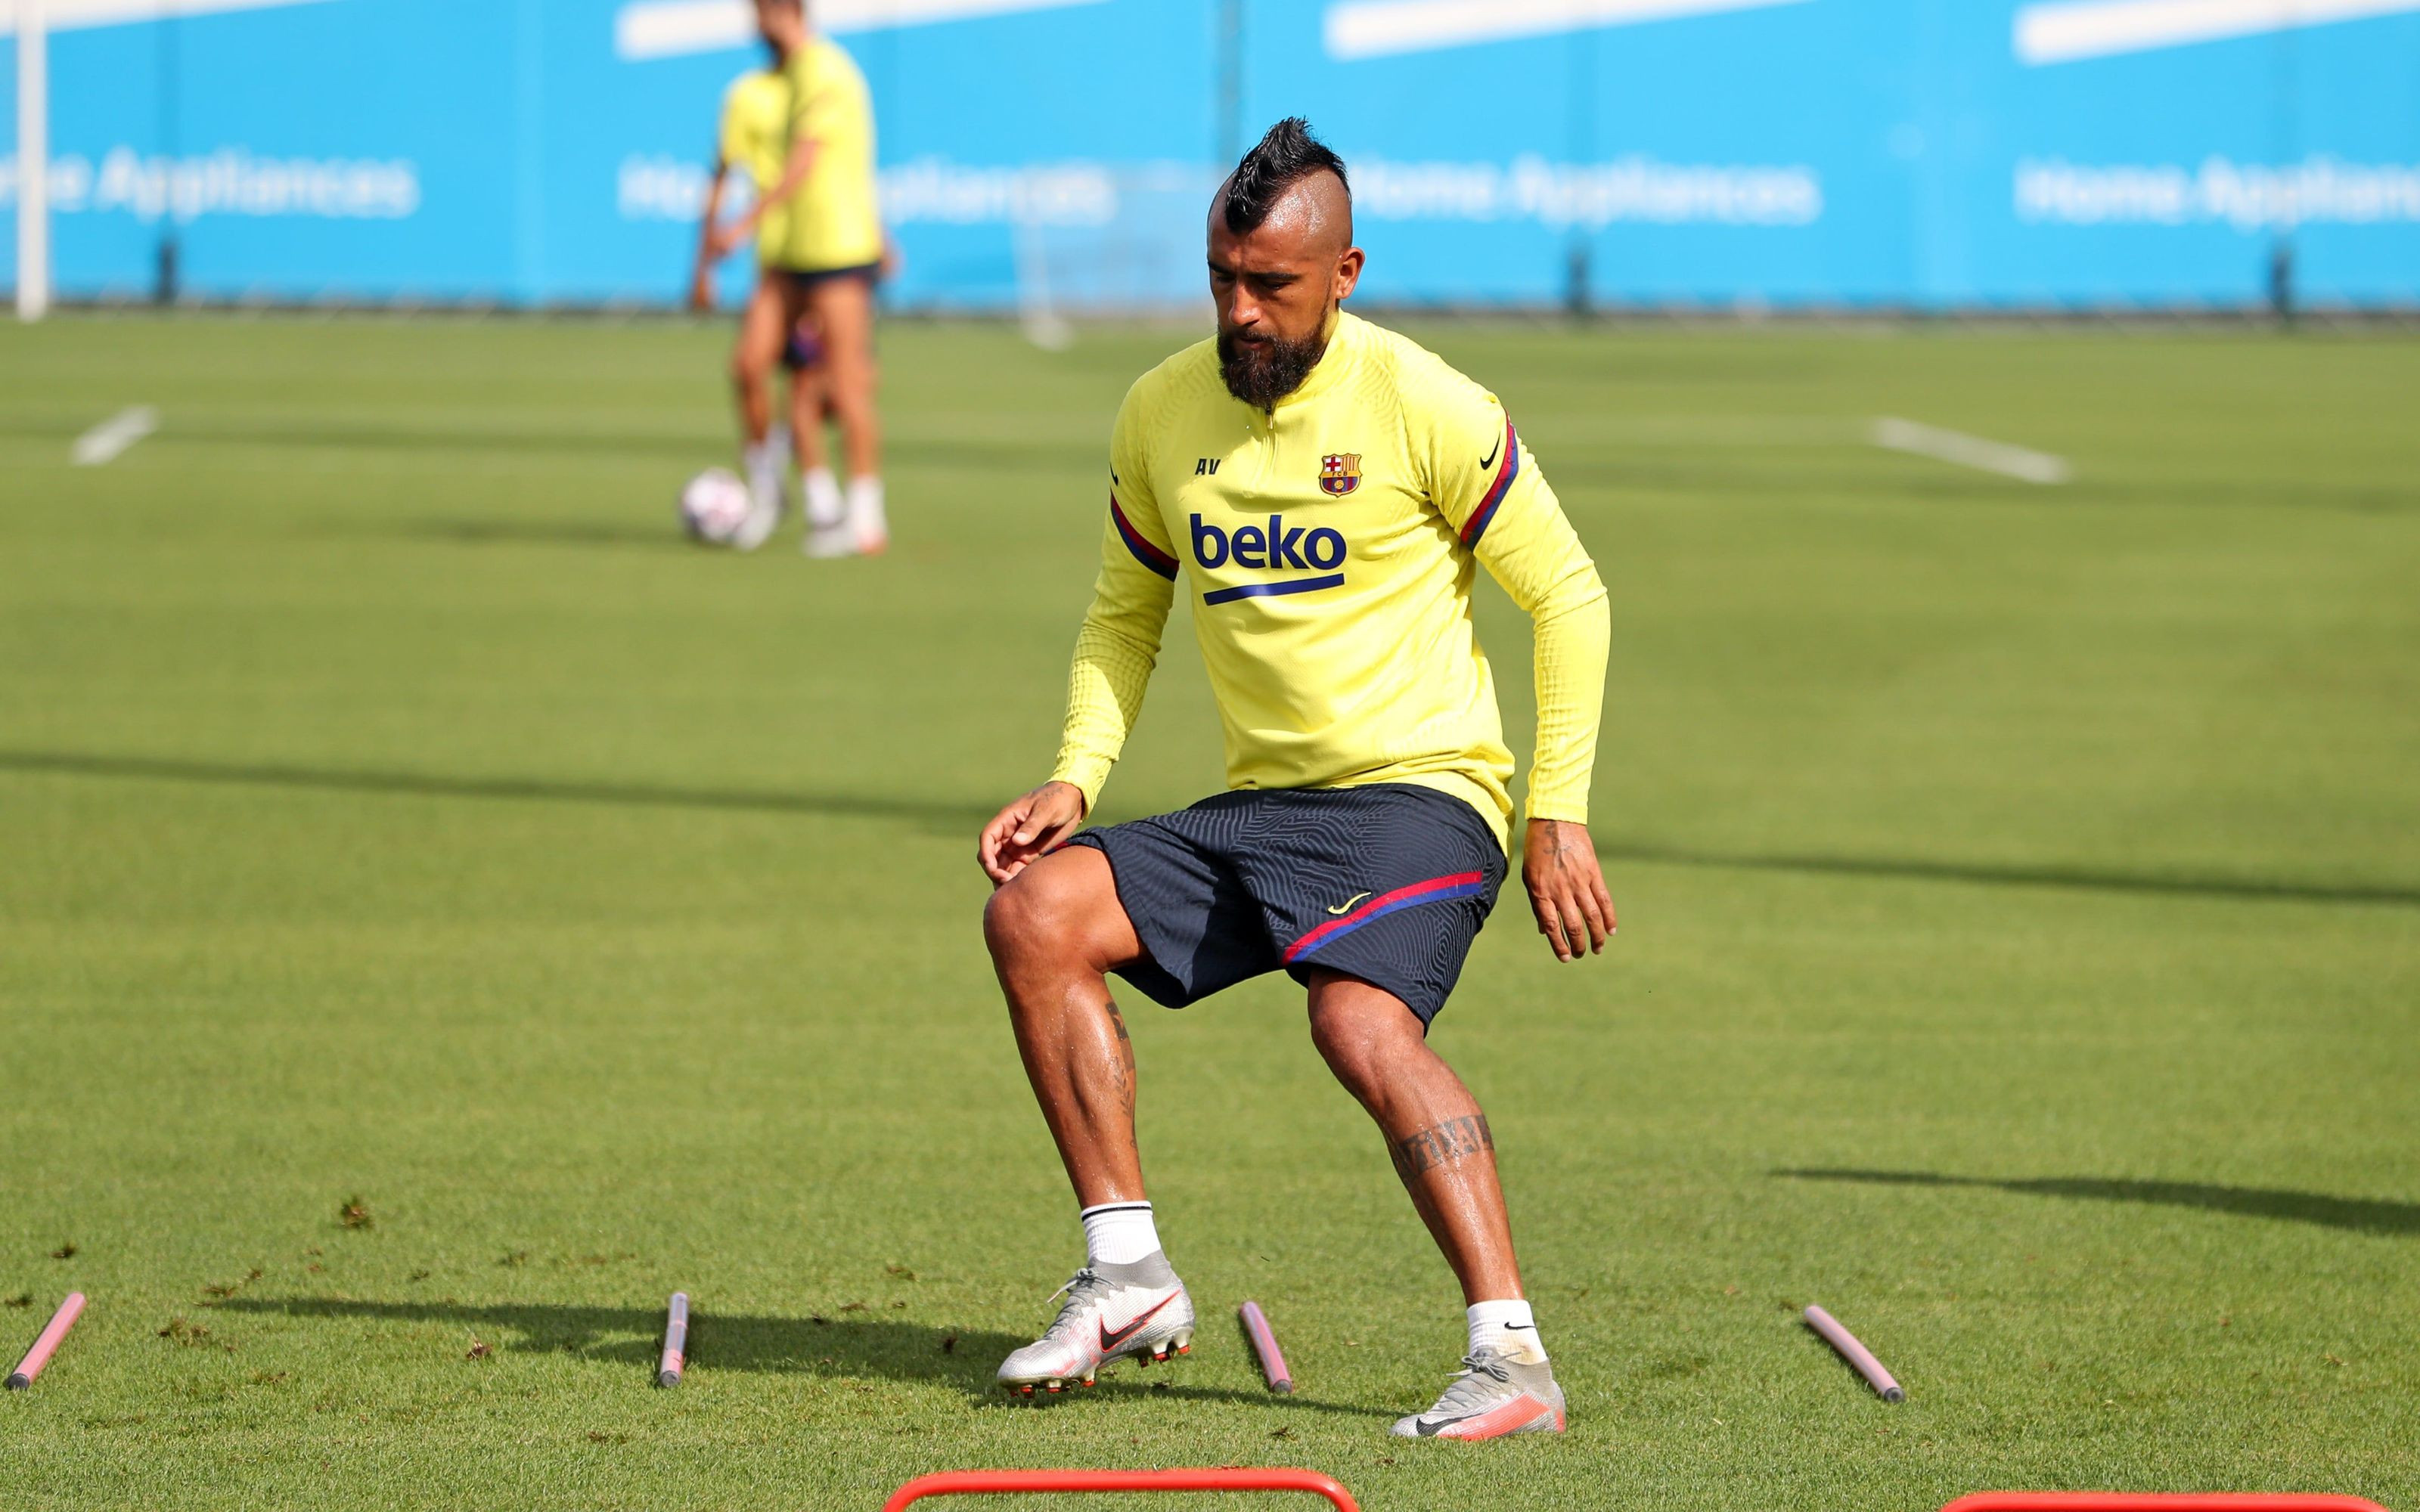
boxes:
[1777,1169,2420,1237]
[219,1297,1388,1415]
[20,746,2403,912]
[1606,840,2420,909]
[0,749,991,836]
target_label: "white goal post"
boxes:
[997,160,1210,349]
[15,0,47,321]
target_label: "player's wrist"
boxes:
[1045,762,1106,813]
[1040,779,1090,818]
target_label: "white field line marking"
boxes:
[1324,0,1812,60]
[1581,415,1858,445]
[1871,417,2071,485]
[615,0,1108,60]
[0,0,335,38]
[2014,0,2420,65]
[72,406,160,466]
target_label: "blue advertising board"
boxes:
[3,0,2416,308]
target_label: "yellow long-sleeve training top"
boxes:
[775,36,883,273]
[1049,311,1611,850]
[718,68,793,265]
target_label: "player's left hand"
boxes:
[977,780,1088,887]
[1522,818,1615,962]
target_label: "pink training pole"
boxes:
[7,1292,86,1390]
[656,1292,688,1388]
[1941,1497,2391,1512]
[1804,1304,1903,1402]
[883,1468,1358,1512]
[1238,1301,1293,1394]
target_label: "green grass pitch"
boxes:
[3,313,2417,1511]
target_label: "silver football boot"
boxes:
[1391,1345,1568,1439]
[996,1253,1196,1397]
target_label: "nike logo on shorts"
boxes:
[1328,891,1373,915]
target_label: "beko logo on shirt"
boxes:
[1190,513,1348,605]
[1190,514,1347,571]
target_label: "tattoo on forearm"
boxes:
[1390,1114,1494,1183]
[1538,823,1587,863]
[1104,999,1130,1043]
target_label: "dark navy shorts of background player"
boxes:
[1065,783,1508,1027]
[770,260,883,293]
[780,324,824,372]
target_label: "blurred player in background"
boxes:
[691,38,835,552]
[977,119,1613,1439]
[708,0,888,558]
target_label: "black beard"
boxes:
[1218,326,1329,409]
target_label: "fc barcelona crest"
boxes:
[1319,453,1362,497]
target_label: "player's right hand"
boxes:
[978,781,1087,885]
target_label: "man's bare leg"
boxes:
[805,273,880,476]
[785,361,827,474]
[1304,970,1522,1303]
[982,844,1196,1391]
[1308,970,1565,1438]
[804,273,885,551]
[982,844,1147,1206]
[731,276,790,448]
[728,276,803,549]
[786,349,847,538]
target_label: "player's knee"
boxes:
[982,867,1087,973]
[1308,991,1423,1092]
[1307,1007,1386,1091]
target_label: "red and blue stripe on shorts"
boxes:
[1283,871,1491,964]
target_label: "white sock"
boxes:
[1467,1299,1546,1362]
[846,473,886,542]
[743,438,782,507]
[802,467,845,529]
[1080,1201,1162,1268]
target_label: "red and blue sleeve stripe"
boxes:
[1111,495,1179,580]
[1282,871,1490,964]
[1459,417,1519,548]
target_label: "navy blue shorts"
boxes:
[780,324,824,372]
[1066,784,1508,1026]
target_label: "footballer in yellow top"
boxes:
[977,119,1615,1440]
[704,0,889,558]
[690,58,827,551]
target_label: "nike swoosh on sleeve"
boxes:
[1478,435,1501,471]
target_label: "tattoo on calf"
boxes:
[1390,1114,1494,1182]
[1101,996,1135,1113]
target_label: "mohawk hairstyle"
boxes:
[1220,117,1350,234]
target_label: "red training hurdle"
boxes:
[883,1468,1359,1512]
[1941,1495,2391,1512]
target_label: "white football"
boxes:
[678,467,753,545]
